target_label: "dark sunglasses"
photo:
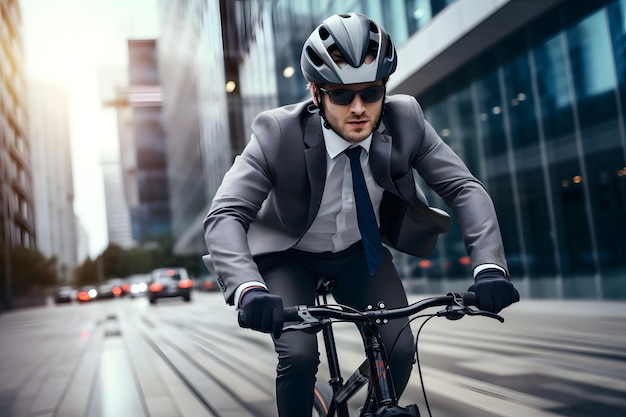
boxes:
[318,85,385,106]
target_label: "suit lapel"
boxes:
[370,127,399,195]
[303,114,327,229]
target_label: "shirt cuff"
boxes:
[234,281,268,308]
[473,263,506,278]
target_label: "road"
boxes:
[0,291,624,417]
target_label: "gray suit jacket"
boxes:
[203,94,508,304]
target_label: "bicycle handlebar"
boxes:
[283,292,503,332]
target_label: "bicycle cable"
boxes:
[384,313,438,417]
[414,315,438,417]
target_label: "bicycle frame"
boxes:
[316,291,421,417]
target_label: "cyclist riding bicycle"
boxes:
[203,12,520,417]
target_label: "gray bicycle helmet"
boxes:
[301,13,397,85]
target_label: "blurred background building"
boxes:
[28,80,78,284]
[105,39,171,248]
[152,0,625,300]
[1,0,37,307]
[127,39,171,244]
[99,67,136,250]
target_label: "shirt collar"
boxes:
[321,119,373,159]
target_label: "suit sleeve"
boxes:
[409,100,509,275]
[203,116,276,305]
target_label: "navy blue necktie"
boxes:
[344,146,385,275]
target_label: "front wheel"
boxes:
[313,382,333,417]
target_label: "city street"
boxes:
[0,291,624,417]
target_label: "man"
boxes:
[203,12,519,417]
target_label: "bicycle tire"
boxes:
[313,381,333,416]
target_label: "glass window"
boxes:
[552,160,594,275]
[451,85,481,175]
[489,174,522,276]
[567,9,619,130]
[516,170,558,279]
[502,51,539,150]
[474,68,506,158]
[532,33,576,142]
[405,0,432,34]
[430,0,455,16]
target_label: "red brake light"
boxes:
[418,259,432,268]
[178,279,193,289]
[204,281,213,289]
[77,292,90,301]
[150,282,163,292]
[112,286,122,296]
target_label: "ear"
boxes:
[310,84,319,106]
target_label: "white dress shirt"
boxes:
[293,124,384,253]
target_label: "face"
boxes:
[312,81,384,143]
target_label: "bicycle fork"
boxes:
[359,323,420,417]
[320,315,420,417]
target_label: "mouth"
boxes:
[348,120,369,129]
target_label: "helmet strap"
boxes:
[313,86,332,129]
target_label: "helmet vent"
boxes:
[318,27,330,40]
[384,37,393,59]
[306,46,324,67]
[369,21,379,34]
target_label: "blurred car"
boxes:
[147,267,193,304]
[77,285,98,302]
[126,274,149,298]
[97,278,124,299]
[54,285,74,304]
[194,276,219,292]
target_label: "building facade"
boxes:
[158,0,626,299]
[127,39,171,244]
[28,81,78,284]
[1,0,36,308]
[99,67,136,250]
[397,0,626,300]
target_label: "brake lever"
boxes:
[464,308,505,322]
[282,305,331,333]
[436,305,504,322]
[437,293,505,323]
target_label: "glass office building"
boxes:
[417,1,626,299]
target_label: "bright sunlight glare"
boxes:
[21,0,159,258]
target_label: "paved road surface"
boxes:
[0,291,624,417]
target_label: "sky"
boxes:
[20,0,160,257]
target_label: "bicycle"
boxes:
[282,280,505,417]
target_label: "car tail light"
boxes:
[178,279,193,289]
[112,286,122,296]
[150,282,163,292]
[122,283,130,293]
[77,292,90,301]
[204,281,213,290]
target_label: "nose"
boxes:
[350,94,366,114]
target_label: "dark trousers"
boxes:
[255,242,415,417]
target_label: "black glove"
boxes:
[468,268,520,313]
[238,288,284,339]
